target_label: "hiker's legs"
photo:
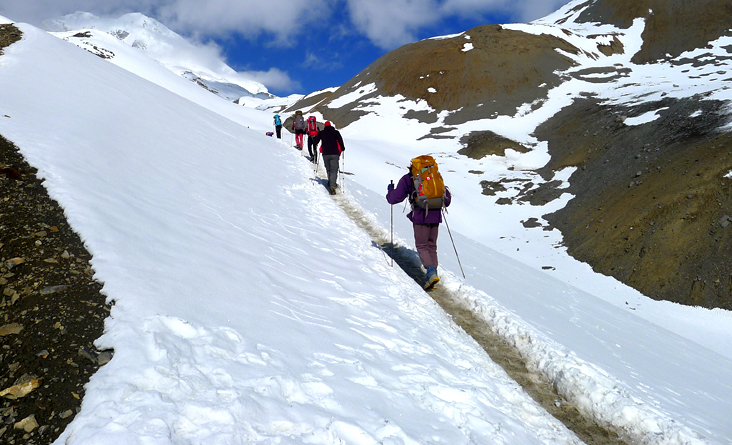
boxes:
[413,223,439,268]
[323,155,340,188]
[295,132,304,147]
[308,136,316,158]
[275,125,282,139]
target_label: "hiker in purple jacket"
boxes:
[387,171,452,289]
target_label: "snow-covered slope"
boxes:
[1,8,732,445]
[43,12,272,101]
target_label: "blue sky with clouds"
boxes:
[0,0,569,96]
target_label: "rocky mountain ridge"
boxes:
[292,0,732,309]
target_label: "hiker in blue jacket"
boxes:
[273,114,282,139]
[386,170,451,289]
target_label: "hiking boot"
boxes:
[424,266,439,290]
[329,187,336,195]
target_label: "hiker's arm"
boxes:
[337,134,345,151]
[386,175,410,204]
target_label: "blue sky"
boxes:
[0,0,569,96]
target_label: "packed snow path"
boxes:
[308,151,628,445]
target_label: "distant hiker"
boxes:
[306,115,320,163]
[292,110,306,149]
[386,155,451,289]
[273,114,282,139]
[313,121,345,195]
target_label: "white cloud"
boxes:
[235,67,301,92]
[343,0,569,49]
[155,0,333,45]
[0,0,332,45]
[346,0,442,49]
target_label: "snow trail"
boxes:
[307,150,629,445]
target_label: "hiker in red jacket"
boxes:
[313,121,345,195]
[306,115,320,163]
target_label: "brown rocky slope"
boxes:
[1,26,111,444]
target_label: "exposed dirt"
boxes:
[0,24,22,55]
[1,133,111,445]
[459,130,531,158]
[536,97,732,309]
[571,0,732,63]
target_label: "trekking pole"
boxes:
[340,152,345,193]
[442,209,465,278]
[390,180,394,267]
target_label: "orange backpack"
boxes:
[410,155,446,211]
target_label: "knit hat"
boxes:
[324,121,332,127]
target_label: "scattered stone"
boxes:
[96,350,113,366]
[78,346,97,364]
[59,410,74,419]
[14,414,39,432]
[40,284,70,295]
[718,215,732,228]
[0,323,23,336]
[0,374,41,399]
[5,257,24,270]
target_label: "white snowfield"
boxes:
[1,6,731,445]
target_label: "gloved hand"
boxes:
[387,183,395,191]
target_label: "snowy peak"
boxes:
[43,12,272,102]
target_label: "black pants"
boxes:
[275,125,282,139]
[308,136,319,160]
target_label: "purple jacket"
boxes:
[386,172,451,224]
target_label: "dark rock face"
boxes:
[572,0,732,63]
[0,23,22,55]
[459,131,530,159]
[537,98,732,309]
[0,133,112,444]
